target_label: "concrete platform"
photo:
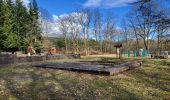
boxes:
[35,62,141,75]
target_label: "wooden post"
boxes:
[114,44,122,59]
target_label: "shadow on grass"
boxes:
[0,58,169,99]
[0,64,142,100]
[133,70,170,91]
[159,61,170,67]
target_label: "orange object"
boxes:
[50,47,57,55]
[27,46,35,55]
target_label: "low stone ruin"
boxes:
[0,54,81,66]
[35,61,141,75]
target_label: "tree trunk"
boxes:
[64,37,68,54]
[144,38,148,50]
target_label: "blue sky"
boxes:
[35,0,133,15]
[34,0,136,26]
[21,0,170,24]
[22,0,170,37]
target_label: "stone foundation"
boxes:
[0,54,80,66]
[35,62,141,75]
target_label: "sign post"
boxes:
[114,44,122,59]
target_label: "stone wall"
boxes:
[0,54,80,66]
[0,54,16,65]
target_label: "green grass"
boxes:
[0,57,169,100]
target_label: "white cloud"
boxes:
[83,0,137,8]
[22,0,30,6]
[44,12,88,37]
[12,0,30,7]
[83,0,102,8]
[52,13,69,21]
[52,14,59,21]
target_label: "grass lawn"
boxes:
[0,57,170,100]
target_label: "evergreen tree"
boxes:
[0,0,42,53]
[28,0,42,52]
[6,0,13,10]
[32,0,42,40]
[0,0,5,51]
[32,0,39,19]
[2,2,18,53]
[14,0,30,50]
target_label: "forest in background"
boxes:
[0,0,42,53]
[45,0,170,55]
[0,0,170,55]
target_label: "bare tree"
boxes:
[128,1,156,50]
[67,13,82,54]
[130,0,170,51]
[39,8,52,51]
[103,12,116,53]
[93,9,102,52]
[58,17,70,54]
[39,8,51,37]
[126,12,140,50]
[79,9,92,55]
[121,19,131,51]
[152,5,170,51]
